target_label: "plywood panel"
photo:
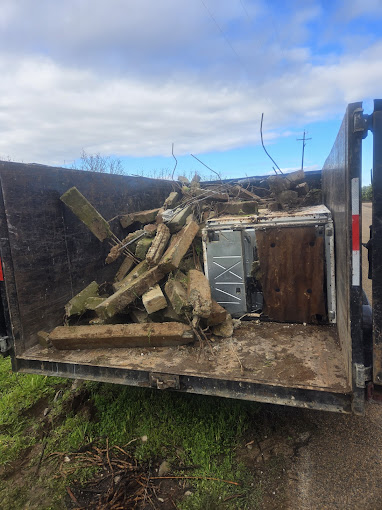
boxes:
[256,226,326,323]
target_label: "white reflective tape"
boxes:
[352,250,360,286]
[351,178,360,215]
[351,177,360,286]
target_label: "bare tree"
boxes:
[72,150,125,175]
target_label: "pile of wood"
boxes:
[266,169,321,211]
[46,170,321,350]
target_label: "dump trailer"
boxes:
[0,100,381,415]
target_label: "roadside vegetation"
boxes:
[0,355,272,509]
[362,184,372,201]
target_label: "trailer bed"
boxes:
[19,322,349,393]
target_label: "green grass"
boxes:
[0,356,265,509]
[0,356,65,467]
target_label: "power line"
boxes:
[199,0,249,75]
[238,0,252,22]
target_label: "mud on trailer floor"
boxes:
[19,322,349,394]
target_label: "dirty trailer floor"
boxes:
[20,322,349,393]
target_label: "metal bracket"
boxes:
[149,373,180,390]
[354,363,372,388]
[353,108,372,138]
[0,336,10,354]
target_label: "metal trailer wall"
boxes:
[0,163,173,356]
[372,100,382,383]
[321,102,365,413]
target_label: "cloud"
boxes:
[334,0,382,21]
[0,1,381,165]
[0,33,381,166]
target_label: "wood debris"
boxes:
[55,171,325,351]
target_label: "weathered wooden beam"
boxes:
[142,284,167,314]
[164,279,189,315]
[96,266,165,319]
[65,281,99,317]
[115,255,135,282]
[206,300,228,326]
[146,223,171,266]
[113,260,149,291]
[60,187,113,241]
[159,220,199,273]
[187,270,212,318]
[120,208,160,229]
[49,323,194,349]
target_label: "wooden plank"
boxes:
[50,322,194,349]
[256,226,326,323]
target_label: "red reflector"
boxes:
[352,215,360,251]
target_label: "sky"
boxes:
[0,0,381,184]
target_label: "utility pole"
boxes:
[297,130,312,171]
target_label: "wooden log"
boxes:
[60,187,113,241]
[49,323,194,350]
